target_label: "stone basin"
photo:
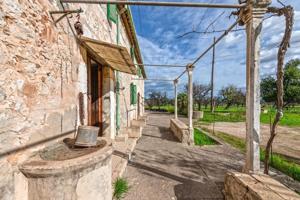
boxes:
[19,137,113,200]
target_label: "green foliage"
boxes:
[261,59,300,106]
[178,92,188,115]
[261,76,277,103]
[145,104,174,113]
[219,85,245,109]
[146,91,170,110]
[113,178,129,200]
[194,128,217,146]
[201,128,300,181]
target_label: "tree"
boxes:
[261,59,300,107]
[177,92,187,114]
[219,85,245,109]
[146,91,165,110]
[184,83,211,110]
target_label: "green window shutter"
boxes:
[134,85,137,104]
[130,83,137,105]
[107,4,117,23]
[138,67,142,77]
[130,46,135,59]
[130,83,134,105]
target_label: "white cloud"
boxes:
[132,0,300,97]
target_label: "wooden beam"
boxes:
[61,0,246,9]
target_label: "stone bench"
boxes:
[170,119,189,144]
[224,172,300,200]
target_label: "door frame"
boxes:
[87,54,103,133]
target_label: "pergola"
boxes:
[62,0,272,173]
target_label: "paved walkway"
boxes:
[123,113,244,200]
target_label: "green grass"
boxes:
[146,104,300,126]
[201,111,245,123]
[200,127,300,181]
[200,105,300,127]
[113,178,129,200]
[261,111,300,127]
[194,128,217,146]
[145,105,174,113]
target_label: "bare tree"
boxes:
[264,5,294,174]
[185,83,211,110]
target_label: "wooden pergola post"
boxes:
[244,0,271,173]
[187,64,194,145]
[174,79,178,119]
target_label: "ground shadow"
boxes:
[128,161,224,200]
[174,181,224,200]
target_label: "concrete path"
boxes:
[123,113,244,200]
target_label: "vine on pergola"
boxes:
[264,5,294,174]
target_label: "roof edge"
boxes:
[118,5,147,78]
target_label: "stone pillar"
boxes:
[244,0,271,173]
[174,79,178,119]
[187,64,194,145]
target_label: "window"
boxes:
[137,67,142,77]
[130,83,137,105]
[107,4,117,23]
[130,46,135,59]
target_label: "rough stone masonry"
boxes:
[0,0,144,199]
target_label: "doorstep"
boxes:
[112,137,138,182]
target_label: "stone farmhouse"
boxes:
[0,0,145,199]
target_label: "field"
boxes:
[146,105,300,127]
[201,106,300,127]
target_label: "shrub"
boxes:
[113,178,129,200]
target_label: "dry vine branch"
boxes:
[264,5,294,174]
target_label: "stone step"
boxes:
[139,115,148,123]
[115,133,128,142]
[111,138,138,182]
[127,126,142,138]
[131,119,146,127]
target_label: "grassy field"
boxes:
[145,105,174,113]
[201,106,300,127]
[146,105,300,127]
[194,128,217,146]
[200,127,300,182]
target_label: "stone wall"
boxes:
[224,172,300,200]
[0,0,144,199]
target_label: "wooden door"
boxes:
[88,58,103,133]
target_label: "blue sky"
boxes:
[130,0,300,98]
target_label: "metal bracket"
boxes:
[49,8,83,25]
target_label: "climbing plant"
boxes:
[264,5,294,174]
